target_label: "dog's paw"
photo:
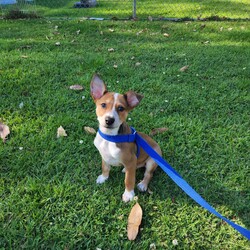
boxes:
[137,181,148,192]
[96,174,108,184]
[122,189,135,202]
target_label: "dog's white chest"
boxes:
[94,133,122,166]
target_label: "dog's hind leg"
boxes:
[137,158,157,192]
[137,145,161,192]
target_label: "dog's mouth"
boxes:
[104,124,114,129]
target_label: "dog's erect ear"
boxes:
[124,91,144,109]
[90,74,107,101]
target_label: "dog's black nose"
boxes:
[105,117,115,126]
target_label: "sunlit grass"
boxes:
[1,0,249,19]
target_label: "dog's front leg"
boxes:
[122,163,136,202]
[96,160,110,184]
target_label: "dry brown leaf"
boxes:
[148,16,153,21]
[148,188,153,195]
[84,126,96,134]
[0,123,10,142]
[150,127,168,136]
[136,28,148,36]
[57,126,67,138]
[127,203,143,241]
[180,65,189,72]
[150,243,156,250]
[69,85,84,90]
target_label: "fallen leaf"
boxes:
[135,62,141,67]
[113,64,118,69]
[172,239,178,246]
[150,127,168,136]
[19,102,24,109]
[163,33,170,37]
[55,42,61,46]
[84,126,96,134]
[78,17,88,22]
[0,123,10,142]
[127,203,142,241]
[180,65,189,72]
[109,28,115,32]
[69,85,84,90]
[148,16,153,21]
[57,126,67,138]
[147,188,153,195]
[117,214,124,220]
[203,40,210,44]
[108,48,114,52]
[200,24,206,29]
[150,243,156,250]
[21,55,28,58]
[76,30,80,35]
[136,28,148,36]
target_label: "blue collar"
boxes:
[98,127,140,158]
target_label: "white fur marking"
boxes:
[96,174,109,184]
[122,189,135,202]
[137,181,148,192]
[113,93,119,106]
[94,133,122,166]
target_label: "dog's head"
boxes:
[90,74,143,132]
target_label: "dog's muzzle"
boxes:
[105,116,115,126]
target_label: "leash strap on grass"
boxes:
[98,127,250,240]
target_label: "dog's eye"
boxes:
[101,103,106,108]
[117,106,125,112]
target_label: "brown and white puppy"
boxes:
[90,74,162,202]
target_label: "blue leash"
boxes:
[98,127,250,240]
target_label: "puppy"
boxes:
[90,74,162,202]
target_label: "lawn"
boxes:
[0,17,249,249]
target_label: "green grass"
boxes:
[0,19,250,249]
